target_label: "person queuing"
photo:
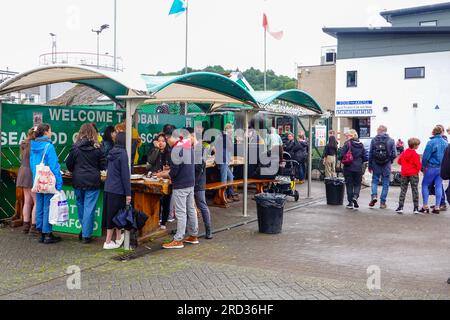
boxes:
[339,130,368,210]
[368,125,396,209]
[102,126,116,159]
[66,124,106,244]
[156,127,199,249]
[30,123,64,244]
[189,127,213,240]
[216,123,240,203]
[267,127,284,163]
[146,133,172,230]
[420,126,448,214]
[17,128,38,235]
[296,132,309,183]
[284,132,304,178]
[103,132,130,250]
[322,131,339,178]
[435,124,448,211]
[396,139,405,155]
[395,138,422,214]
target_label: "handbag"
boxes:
[341,141,354,166]
[49,191,69,225]
[32,144,57,194]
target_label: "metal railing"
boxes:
[39,52,124,72]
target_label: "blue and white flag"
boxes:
[169,0,187,16]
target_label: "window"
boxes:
[419,20,437,26]
[347,71,357,87]
[325,52,336,63]
[405,67,425,79]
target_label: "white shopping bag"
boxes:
[49,191,69,225]
[32,144,57,194]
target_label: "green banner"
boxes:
[0,103,196,169]
[0,172,17,220]
[52,186,103,237]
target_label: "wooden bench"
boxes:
[205,179,274,208]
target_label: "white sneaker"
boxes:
[103,242,120,250]
[160,225,167,230]
[115,233,125,247]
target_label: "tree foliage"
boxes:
[155,66,296,91]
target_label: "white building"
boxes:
[324,2,450,152]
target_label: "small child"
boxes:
[396,138,422,214]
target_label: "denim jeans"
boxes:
[173,187,198,242]
[344,171,362,203]
[371,173,390,203]
[35,193,53,234]
[74,189,100,238]
[219,164,235,197]
[422,167,443,207]
[194,191,212,230]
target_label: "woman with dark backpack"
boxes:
[339,130,369,210]
[66,124,106,244]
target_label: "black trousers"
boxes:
[344,171,363,203]
[160,194,172,226]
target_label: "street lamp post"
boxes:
[114,0,117,72]
[92,24,110,69]
[49,33,57,64]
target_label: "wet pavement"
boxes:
[1,181,450,300]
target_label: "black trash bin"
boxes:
[324,177,345,205]
[254,193,287,234]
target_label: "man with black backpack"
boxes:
[369,125,397,209]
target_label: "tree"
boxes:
[155,65,296,91]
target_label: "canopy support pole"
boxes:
[0,99,3,182]
[117,95,152,251]
[242,111,250,217]
[307,116,313,199]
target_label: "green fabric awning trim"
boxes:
[251,90,322,114]
[142,72,259,107]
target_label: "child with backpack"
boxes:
[395,138,422,214]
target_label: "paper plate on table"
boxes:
[130,174,145,180]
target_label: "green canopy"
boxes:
[251,90,322,115]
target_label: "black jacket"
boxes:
[104,146,131,196]
[323,142,338,158]
[339,139,369,173]
[66,139,106,190]
[146,148,170,173]
[440,144,450,180]
[194,146,207,192]
[284,140,307,163]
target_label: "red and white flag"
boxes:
[262,13,284,40]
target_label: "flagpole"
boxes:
[264,27,267,91]
[185,0,189,74]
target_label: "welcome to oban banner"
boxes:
[0,103,202,220]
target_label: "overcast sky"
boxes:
[0,0,442,78]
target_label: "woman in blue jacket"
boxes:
[420,126,448,214]
[30,123,63,244]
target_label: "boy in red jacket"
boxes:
[396,138,422,214]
